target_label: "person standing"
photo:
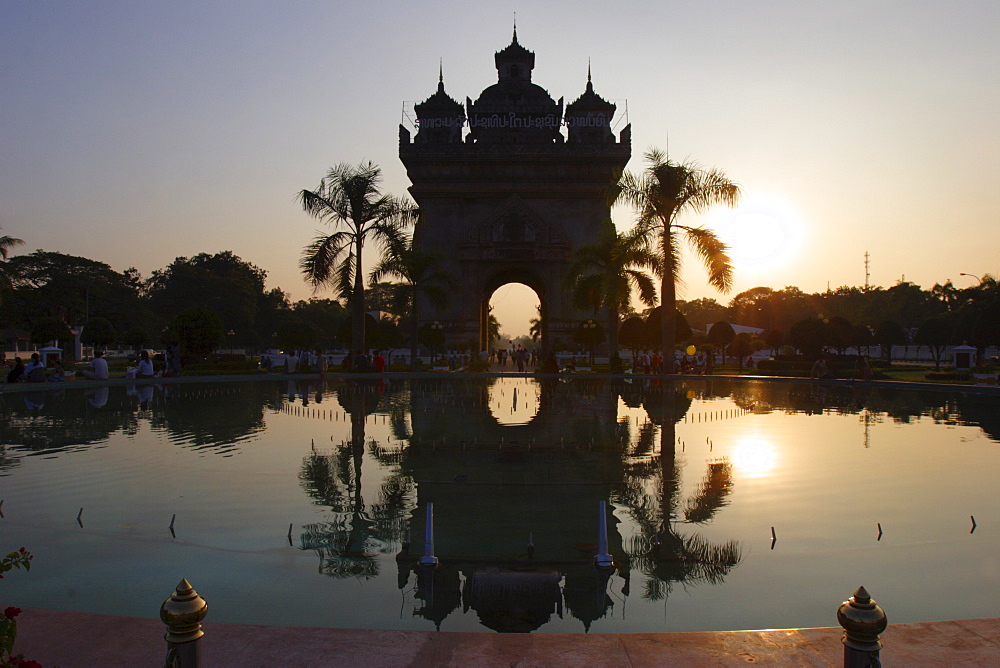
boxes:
[373,350,386,373]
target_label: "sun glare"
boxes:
[711,193,805,274]
[732,437,777,478]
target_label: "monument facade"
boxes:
[399,30,631,352]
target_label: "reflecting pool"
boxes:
[2,377,998,633]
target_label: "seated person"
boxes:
[135,350,155,377]
[24,353,47,383]
[6,357,25,383]
[48,359,66,381]
[810,356,833,379]
[83,350,110,380]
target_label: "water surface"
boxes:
[2,377,997,632]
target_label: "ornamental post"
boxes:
[837,585,887,668]
[160,578,208,667]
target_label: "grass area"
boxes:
[48,356,995,387]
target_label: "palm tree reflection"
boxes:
[618,383,742,602]
[298,379,415,579]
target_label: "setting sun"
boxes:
[711,194,805,275]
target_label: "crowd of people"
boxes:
[3,344,183,384]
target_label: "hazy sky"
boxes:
[3,1,998,337]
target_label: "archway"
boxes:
[486,279,542,354]
[399,32,631,356]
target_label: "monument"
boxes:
[399,29,631,352]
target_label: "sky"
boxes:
[3,1,998,337]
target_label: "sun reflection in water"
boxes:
[732,437,777,478]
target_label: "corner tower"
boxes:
[399,31,631,352]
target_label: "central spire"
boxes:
[495,26,534,81]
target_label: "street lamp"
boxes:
[430,321,443,363]
[959,273,982,284]
[582,319,599,364]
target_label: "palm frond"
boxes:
[0,234,24,261]
[682,227,734,293]
[300,231,353,287]
[335,254,355,301]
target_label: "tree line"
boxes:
[0,246,367,357]
[3,143,996,369]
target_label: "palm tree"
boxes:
[369,238,455,366]
[565,220,657,370]
[528,305,542,343]
[0,229,24,304]
[614,149,741,366]
[299,162,417,354]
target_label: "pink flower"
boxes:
[4,606,22,619]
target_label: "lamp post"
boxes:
[430,321,443,363]
[959,272,982,284]
[582,319,599,365]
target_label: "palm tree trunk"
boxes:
[607,304,620,372]
[661,228,677,373]
[352,236,365,355]
[410,284,419,367]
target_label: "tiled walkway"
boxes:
[13,607,1000,666]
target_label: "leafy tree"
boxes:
[368,316,404,351]
[914,317,951,370]
[336,313,380,351]
[370,238,455,366]
[727,287,777,330]
[276,319,320,352]
[677,297,727,332]
[852,324,875,357]
[564,220,657,371]
[124,325,151,351]
[31,316,71,346]
[644,307,693,358]
[881,281,941,328]
[730,332,753,369]
[619,316,646,357]
[788,317,829,359]
[239,329,263,354]
[173,306,224,355]
[874,320,907,363]
[147,251,266,333]
[614,148,741,360]
[364,282,403,315]
[707,321,736,363]
[970,302,1000,353]
[81,317,117,348]
[763,328,784,355]
[253,288,292,347]
[826,316,854,354]
[299,161,417,354]
[4,250,143,332]
[291,298,348,349]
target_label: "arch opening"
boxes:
[484,280,542,355]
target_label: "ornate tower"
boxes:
[399,31,631,352]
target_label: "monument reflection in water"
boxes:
[2,377,999,633]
